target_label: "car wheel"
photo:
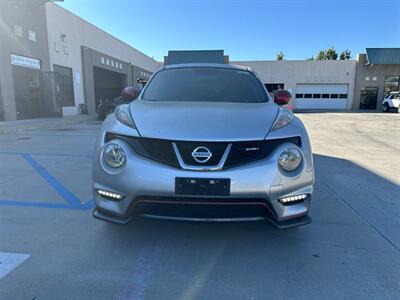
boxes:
[382,103,389,113]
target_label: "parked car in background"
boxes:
[98,86,141,120]
[92,64,314,229]
[382,91,400,113]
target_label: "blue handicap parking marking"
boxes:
[21,153,82,206]
[0,152,94,210]
[0,199,93,210]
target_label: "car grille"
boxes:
[175,141,228,166]
[105,133,180,168]
[105,133,301,170]
[226,137,301,168]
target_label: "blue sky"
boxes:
[59,0,399,62]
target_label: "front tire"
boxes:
[382,103,389,113]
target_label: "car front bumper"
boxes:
[92,136,314,229]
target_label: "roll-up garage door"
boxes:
[294,84,348,110]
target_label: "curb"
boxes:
[0,115,99,134]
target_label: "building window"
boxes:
[295,93,303,98]
[330,94,339,99]
[365,76,370,81]
[312,94,321,99]
[14,25,23,38]
[384,75,400,94]
[53,64,75,107]
[28,30,36,42]
[321,94,329,99]
[264,83,284,93]
[304,93,312,99]
[339,94,347,99]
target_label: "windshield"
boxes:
[142,67,268,103]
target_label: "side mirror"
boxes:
[121,86,140,102]
[274,90,291,106]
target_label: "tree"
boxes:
[315,47,338,60]
[276,51,284,61]
[340,49,351,60]
[306,56,315,61]
[326,47,338,60]
[316,50,327,60]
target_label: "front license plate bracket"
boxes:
[175,177,230,196]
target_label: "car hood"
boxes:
[130,99,279,141]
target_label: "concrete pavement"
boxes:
[0,114,98,134]
[0,113,399,300]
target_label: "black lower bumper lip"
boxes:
[269,214,312,229]
[93,207,311,229]
[140,214,267,222]
[92,208,133,225]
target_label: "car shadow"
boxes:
[90,153,400,299]
[98,153,399,250]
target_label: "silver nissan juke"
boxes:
[92,64,314,229]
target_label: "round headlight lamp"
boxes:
[278,147,302,172]
[103,143,126,168]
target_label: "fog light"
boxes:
[278,194,307,205]
[103,143,126,168]
[278,147,302,172]
[96,189,123,200]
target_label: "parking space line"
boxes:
[21,153,82,206]
[0,151,92,159]
[0,252,30,280]
[0,199,94,210]
[0,152,93,210]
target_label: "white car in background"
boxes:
[382,92,400,113]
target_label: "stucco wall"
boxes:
[0,1,51,120]
[45,3,161,115]
[353,54,400,110]
[232,60,356,110]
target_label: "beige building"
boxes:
[233,60,356,110]
[353,49,400,110]
[0,1,160,120]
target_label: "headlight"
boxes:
[103,143,126,168]
[278,147,302,172]
[271,108,293,131]
[115,104,136,128]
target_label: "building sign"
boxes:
[140,71,151,78]
[10,54,41,70]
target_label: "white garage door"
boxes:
[294,84,348,110]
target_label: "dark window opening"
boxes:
[93,66,127,110]
[360,87,378,109]
[304,93,312,98]
[321,94,330,99]
[295,93,303,98]
[264,83,284,93]
[312,94,321,99]
[330,94,339,99]
[384,75,400,94]
[339,94,347,99]
[53,64,75,107]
